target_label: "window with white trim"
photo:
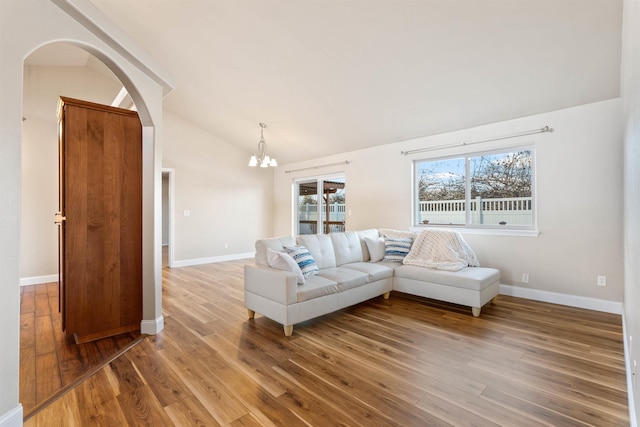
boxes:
[414,148,535,229]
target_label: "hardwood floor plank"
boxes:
[34,315,55,355]
[20,312,36,349]
[35,352,62,402]
[159,337,251,425]
[270,364,377,427]
[20,347,37,412]
[285,349,452,427]
[74,369,130,426]
[21,287,36,314]
[34,292,50,318]
[480,386,621,427]
[117,386,176,427]
[520,348,627,389]
[109,354,147,395]
[126,339,192,406]
[163,395,223,427]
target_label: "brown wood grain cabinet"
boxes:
[57,96,142,344]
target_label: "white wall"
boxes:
[622,1,640,424]
[20,64,123,280]
[275,99,624,304]
[162,110,274,264]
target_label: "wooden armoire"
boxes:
[57,96,142,344]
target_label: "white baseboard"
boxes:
[499,284,623,314]
[20,274,58,286]
[623,310,638,427]
[173,252,254,268]
[0,405,23,427]
[141,315,164,335]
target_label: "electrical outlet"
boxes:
[597,275,607,287]
[183,210,191,217]
[224,243,228,249]
[522,273,529,283]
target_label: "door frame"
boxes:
[162,168,175,268]
[293,173,346,235]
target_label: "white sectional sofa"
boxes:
[244,229,500,336]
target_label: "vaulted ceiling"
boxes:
[32,0,624,164]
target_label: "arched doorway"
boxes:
[19,41,155,418]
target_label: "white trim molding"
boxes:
[500,284,623,314]
[0,405,23,427]
[173,252,255,268]
[140,316,164,335]
[623,310,639,427]
[20,274,58,286]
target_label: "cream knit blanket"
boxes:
[402,229,479,271]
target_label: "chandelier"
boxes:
[248,122,277,167]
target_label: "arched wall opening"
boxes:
[20,40,164,414]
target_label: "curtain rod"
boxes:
[284,160,351,174]
[400,126,552,156]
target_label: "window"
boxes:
[414,148,534,229]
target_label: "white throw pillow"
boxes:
[364,236,385,262]
[266,248,305,284]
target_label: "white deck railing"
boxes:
[298,203,346,222]
[419,196,532,225]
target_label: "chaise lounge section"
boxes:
[244,229,500,336]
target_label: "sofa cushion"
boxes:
[267,248,305,284]
[356,229,379,261]
[255,235,297,266]
[297,234,337,269]
[340,262,394,282]
[330,231,364,266]
[394,265,500,291]
[383,236,413,262]
[284,245,320,278]
[297,275,339,302]
[317,267,369,292]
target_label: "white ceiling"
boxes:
[31,0,623,164]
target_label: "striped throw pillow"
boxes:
[383,236,413,262]
[285,245,319,278]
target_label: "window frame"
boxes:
[412,145,536,232]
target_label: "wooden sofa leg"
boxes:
[383,292,390,300]
[247,309,255,319]
[491,296,498,304]
[283,325,293,337]
[472,307,481,317]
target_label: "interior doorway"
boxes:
[295,174,346,235]
[19,42,156,418]
[162,168,175,268]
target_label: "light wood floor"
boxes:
[25,259,629,426]
[19,282,142,418]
